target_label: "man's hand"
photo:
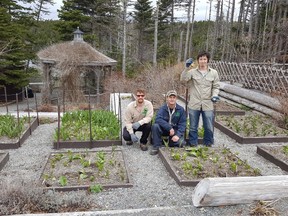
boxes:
[132,122,141,130]
[185,58,193,68]
[130,134,139,143]
[171,135,179,142]
[211,96,220,103]
[169,128,175,136]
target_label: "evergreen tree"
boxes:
[0,2,36,88]
[57,0,120,50]
[133,0,153,62]
[157,0,175,63]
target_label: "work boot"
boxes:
[140,143,148,151]
[150,147,159,155]
[126,141,133,146]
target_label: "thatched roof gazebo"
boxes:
[37,28,117,104]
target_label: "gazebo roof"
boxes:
[37,32,117,67]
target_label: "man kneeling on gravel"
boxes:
[123,89,154,151]
[150,90,187,155]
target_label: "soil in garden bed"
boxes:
[41,148,130,189]
[160,146,261,182]
[215,101,245,112]
[216,114,288,137]
[258,145,288,165]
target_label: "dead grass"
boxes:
[0,179,94,214]
[250,200,280,216]
[37,104,57,112]
[104,63,186,108]
[276,95,288,130]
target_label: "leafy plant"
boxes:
[59,176,67,186]
[54,110,120,141]
[171,151,181,161]
[198,126,204,138]
[182,161,193,173]
[0,115,27,138]
[95,151,106,171]
[283,146,288,155]
[230,162,238,173]
[89,184,103,193]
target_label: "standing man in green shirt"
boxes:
[123,89,154,151]
[181,51,220,146]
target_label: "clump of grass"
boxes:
[250,200,280,216]
[37,104,57,112]
[0,179,94,215]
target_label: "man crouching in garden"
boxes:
[123,89,154,151]
[150,90,187,155]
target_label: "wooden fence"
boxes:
[210,61,288,97]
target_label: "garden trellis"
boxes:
[211,61,288,97]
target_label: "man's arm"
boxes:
[123,104,134,134]
[181,58,194,82]
[180,67,192,82]
[212,70,220,97]
[155,107,172,132]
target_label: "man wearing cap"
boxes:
[150,90,187,155]
[181,51,220,147]
[123,89,154,151]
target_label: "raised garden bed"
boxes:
[0,117,39,149]
[215,114,288,144]
[257,145,288,172]
[215,101,245,115]
[158,146,261,186]
[177,96,245,115]
[0,152,9,171]
[54,110,122,149]
[53,140,122,149]
[40,148,132,192]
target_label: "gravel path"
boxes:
[1,96,288,216]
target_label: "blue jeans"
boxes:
[188,109,214,145]
[151,123,185,148]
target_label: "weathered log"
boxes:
[219,91,283,119]
[220,82,282,112]
[192,175,288,207]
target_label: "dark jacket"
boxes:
[155,103,187,138]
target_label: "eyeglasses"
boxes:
[136,95,145,97]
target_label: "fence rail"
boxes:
[210,61,288,97]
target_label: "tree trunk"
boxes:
[192,175,288,207]
[177,31,183,63]
[153,2,159,67]
[219,82,282,112]
[183,0,192,61]
[268,0,278,62]
[188,0,196,58]
[122,0,128,77]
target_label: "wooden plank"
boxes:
[192,175,288,207]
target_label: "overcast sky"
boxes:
[43,0,240,22]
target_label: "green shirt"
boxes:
[181,67,220,111]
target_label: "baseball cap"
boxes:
[166,90,177,97]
